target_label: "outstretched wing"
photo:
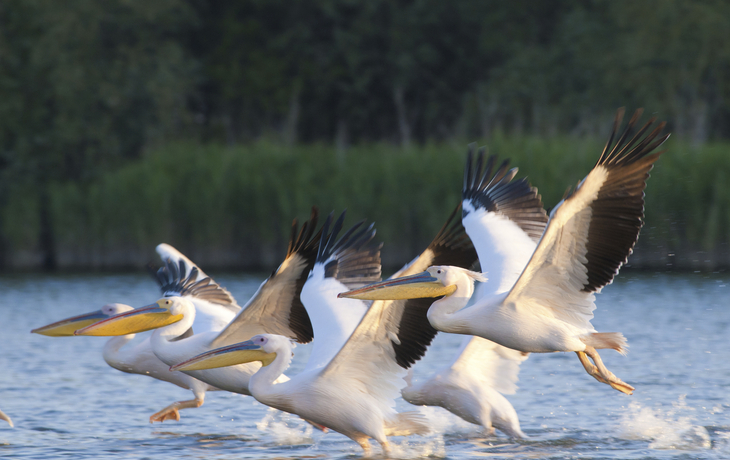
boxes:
[447,336,529,395]
[151,244,239,312]
[505,108,669,329]
[210,208,321,347]
[462,146,549,296]
[302,211,382,371]
[322,207,480,391]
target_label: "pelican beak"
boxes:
[338,271,457,300]
[74,300,183,336]
[171,340,277,371]
[31,309,108,336]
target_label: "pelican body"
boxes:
[74,211,323,413]
[32,301,218,422]
[32,241,242,423]
[402,336,528,437]
[342,109,670,395]
[173,212,434,455]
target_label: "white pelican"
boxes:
[400,149,547,436]
[341,108,669,395]
[0,409,12,427]
[402,336,528,437]
[32,240,241,422]
[172,212,439,455]
[32,302,218,423]
[74,210,323,409]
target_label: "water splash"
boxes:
[255,408,314,445]
[416,406,481,436]
[387,436,446,459]
[618,396,711,450]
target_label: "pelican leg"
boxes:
[576,351,610,384]
[353,436,371,456]
[150,394,205,423]
[0,409,13,427]
[378,440,392,457]
[581,347,634,395]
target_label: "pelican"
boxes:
[74,210,323,410]
[399,148,547,437]
[0,409,12,427]
[172,212,447,455]
[402,336,528,437]
[32,302,218,423]
[341,108,669,395]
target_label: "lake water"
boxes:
[1,271,729,459]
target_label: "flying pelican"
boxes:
[32,241,241,422]
[0,409,12,427]
[32,302,218,423]
[400,150,547,436]
[172,212,445,456]
[341,108,669,395]
[75,210,322,408]
[402,336,528,437]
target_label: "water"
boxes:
[1,271,729,459]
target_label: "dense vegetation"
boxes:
[1,0,728,270]
[2,136,726,271]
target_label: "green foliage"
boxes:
[0,136,714,268]
[1,1,730,268]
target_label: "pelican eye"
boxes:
[437,269,442,274]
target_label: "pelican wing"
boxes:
[302,211,382,370]
[151,244,239,312]
[319,290,411,405]
[505,109,669,328]
[447,336,529,395]
[383,204,479,368]
[462,147,548,296]
[156,243,209,280]
[322,206,480,380]
[211,209,321,347]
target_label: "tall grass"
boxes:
[5,135,729,270]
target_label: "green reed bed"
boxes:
[5,136,729,270]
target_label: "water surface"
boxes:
[1,271,729,459]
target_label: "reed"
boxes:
[4,136,729,270]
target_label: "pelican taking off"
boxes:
[32,241,242,422]
[401,151,547,436]
[341,108,669,395]
[74,211,323,413]
[173,212,437,456]
[402,336,528,437]
[32,280,221,422]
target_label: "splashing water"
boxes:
[618,396,711,450]
[256,407,314,445]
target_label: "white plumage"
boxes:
[32,301,218,423]
[342,109,670,395]
[74,211,323,421]
[173,212,433,455]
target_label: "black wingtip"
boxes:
[462,147,548,242]
[150,256,235,306]
[316,211,382,288]
[579,108,669,294]
[596,108,669,168]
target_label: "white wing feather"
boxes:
[504,168,608,330]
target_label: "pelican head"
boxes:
[74,298,188,336]
[171,334,281,371]
[31,303,134,336]
[338,266,485,301]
